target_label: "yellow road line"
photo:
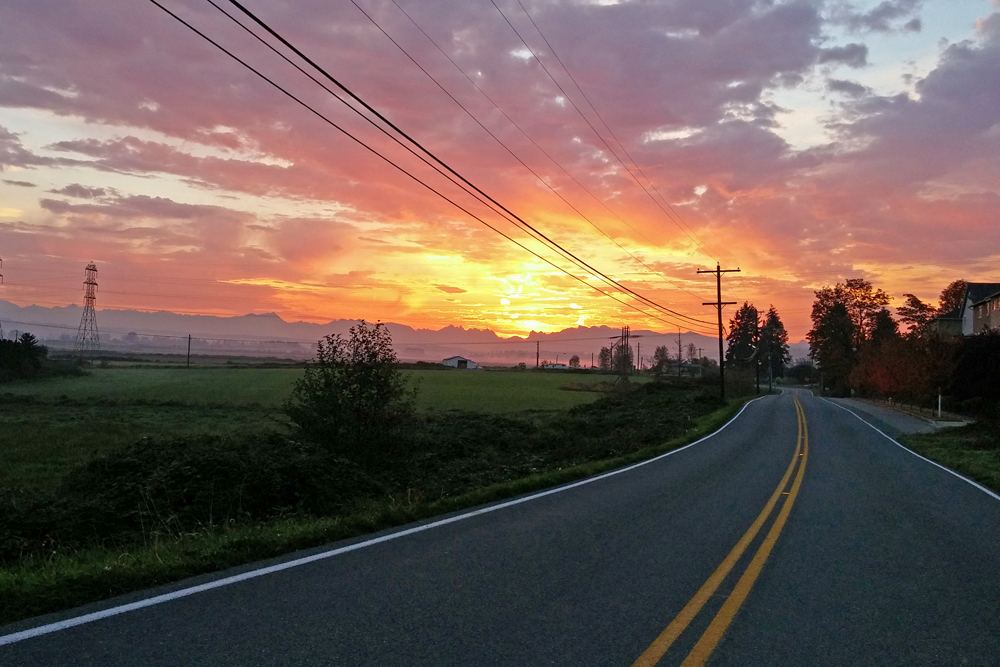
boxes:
[679,397,810,667]
[631,397,804,667]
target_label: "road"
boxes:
[2,389,999,665]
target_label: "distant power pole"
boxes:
[698,263,740,400]
[536,341,539,368]
[75,262,100,354]
[676,328,683,377]
[636,341,640,372]
[187,334,192,368]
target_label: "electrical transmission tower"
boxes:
[75,262,100,353]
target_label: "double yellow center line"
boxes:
[632,395,810,667]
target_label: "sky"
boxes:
[0,0,998,340]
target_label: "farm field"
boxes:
[0,366,643,489]
[0,366,638,411]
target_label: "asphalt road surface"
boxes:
[3,389,999,666]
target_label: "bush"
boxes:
[0,434,384,563]
[285,321,416,460]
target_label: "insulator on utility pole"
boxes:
[75,262,100,354]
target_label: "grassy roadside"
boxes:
[0,395,752,626]
[899,421,1000,494]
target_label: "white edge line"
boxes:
[0,395,770,647]
[821,398,1000,503]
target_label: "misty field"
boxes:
[0,366,633,411]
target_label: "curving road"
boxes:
[2,389,999,666]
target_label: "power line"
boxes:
[144,0,715,332]
[489,0,721,263]
[179,0,716,331]
[215,0,714,330]
[362,0,712,305]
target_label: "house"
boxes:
[542,362,568,370]
[441,355,478,369]
[972,290,1000,333]
[929,282,1000,336]
[929,306,963,338]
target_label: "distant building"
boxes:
[929,282,1000,337]
[929,306,963,338]
[972,290,1000,333]
[442,355,478,369]
[542,362,568,370]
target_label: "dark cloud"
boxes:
[435,285,467,294]
[49,183,106,198]
[827,78,871,97]
[2,179,35,187]
[818,43,869,67]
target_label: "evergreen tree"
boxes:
[725,302,759,370]
[807,302,856,394]
[759,305,791,378]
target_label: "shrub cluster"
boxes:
[0,434,383,563]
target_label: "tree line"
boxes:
[806,278,998,413]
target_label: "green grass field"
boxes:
[1,367,633,411]
[0,367,641,490]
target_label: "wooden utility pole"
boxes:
[636,342,640,372]
[536,341,539,369]
[187,334,192,368]
[698,263,740,400]
[676,328,683,377]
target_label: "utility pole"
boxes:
[754,315,761,395]
[591,351,594,369]
[536,341,539,369]
[187,334,192,368]
[698,263,740,400]
[676,328,683,377]
[636,342,640,373]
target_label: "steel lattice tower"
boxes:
[75,262,100,352]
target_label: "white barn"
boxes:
[442,355,478,369]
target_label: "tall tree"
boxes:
[811,279,890,347]
[725,302,759,370]
[759,305,791,378]
[870,308,901,344]
[897,295,936,337]
[807,302,856,394]
[938,279,967,313]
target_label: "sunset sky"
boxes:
[1,0,998,340]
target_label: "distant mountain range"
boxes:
[0,300,809,365]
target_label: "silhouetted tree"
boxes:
[286,321,415,460]
[725,302,759,370]
[568,354,580,368]
[897,294,936,337]
[811,279,890,348]
[759,306,791,378]
[598,346,613,370]
[939,279,968,314]
[808,302,856,395]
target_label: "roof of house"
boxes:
[966,283,1000,306]
[935,306,963,321]
[971,289,1000,307]
[442,355,473,362]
